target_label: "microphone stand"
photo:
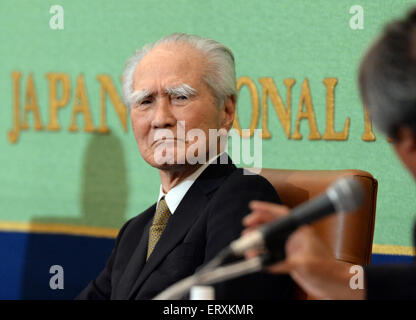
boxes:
[153,256,265,300]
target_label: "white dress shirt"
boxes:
[156,153,224,214]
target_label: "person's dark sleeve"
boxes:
[75,219,132,300]
[365,264,416,300]
[204,170,294,299]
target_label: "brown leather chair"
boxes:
[252,168,378,299]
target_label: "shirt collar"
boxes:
[157,153,224,214]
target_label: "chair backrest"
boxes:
[253,168,378,299]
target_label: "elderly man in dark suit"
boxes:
[77,33,292,300]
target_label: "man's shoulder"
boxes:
[207,166,281,205]
[220,167,277,192]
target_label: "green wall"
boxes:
[1,0,415,247]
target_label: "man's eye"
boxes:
[133,99,152,109]
[174,95,188,100]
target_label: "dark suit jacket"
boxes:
[365,221,416,300]
[77,156,293,300]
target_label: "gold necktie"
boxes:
[147,197,171,260]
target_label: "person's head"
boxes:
[122,33,237,170]
[359,8,416,177]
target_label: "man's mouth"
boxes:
[151,138,185,146]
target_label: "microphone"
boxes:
[228,177,364,260]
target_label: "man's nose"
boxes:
[151,97,176,129]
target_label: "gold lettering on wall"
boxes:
[8,71,22,143]
[233,76,259,138]
[322,78,350,140]
[259,77,295,139]
[362,105,376,141]
[21,74,43,132]
[46,73,71,131]
[69,75,95,132]
[96,75,127,133]
[292,78,321,140]
[6,71,377,143]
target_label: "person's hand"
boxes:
[242,201,365,300]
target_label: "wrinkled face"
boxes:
[130,43,230,170]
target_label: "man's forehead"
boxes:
[133,43,206,90]
[141,43,204,67]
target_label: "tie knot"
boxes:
[153,197,171,226]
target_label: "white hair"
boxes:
[122,33,237,109]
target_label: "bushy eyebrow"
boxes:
[165,84,197,97]
[130,89,153,105]
[130,84,197,106]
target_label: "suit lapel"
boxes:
[114,204,155,299]
[127,156,236,299]
[127,183,208,299]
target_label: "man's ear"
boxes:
[393,126,416,178]
[396,126,416,153]
[221,95,236,131]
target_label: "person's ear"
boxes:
[392,126,416,178]
[396,126,416,153]
[221,95,236,131]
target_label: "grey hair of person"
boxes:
[122,33,237,109]
[359,8,416,139]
